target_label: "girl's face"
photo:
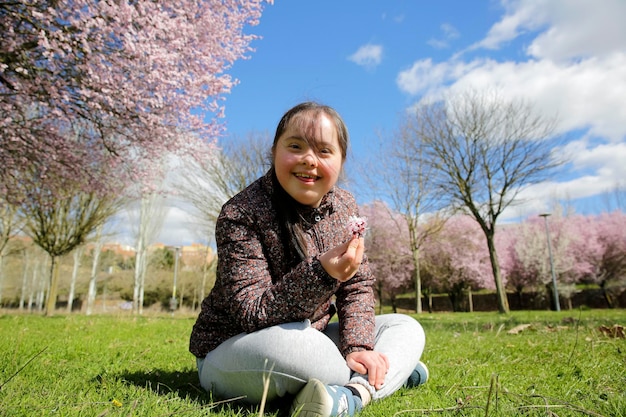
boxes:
[273,112,343,207]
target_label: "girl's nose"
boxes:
[301,151,318,167]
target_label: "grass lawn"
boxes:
[0,309,624,416]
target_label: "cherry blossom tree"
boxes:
[503,208,585,308]
[360,201,413,312]
[421,215,492,312]
[496,221,545,304]
[577,211,626,307]
[496,209,626,310]
[1,1,270,201]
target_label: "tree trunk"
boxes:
[86,230,103,315]
[468,287,474,312]
[68,247,83,312]
[486,234,509,313]
[0,252,5,307]
[600,281,614,309]
[375,281,384,314]
[28,259,39,311]
[133,239,145,314]
[19,254,30,310]
[44,256,59,316]
[413,248,422,313]
[200,253,209,306]
[428,291,433,313]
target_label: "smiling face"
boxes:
[272,111,344,207]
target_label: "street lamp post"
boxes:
[539,214,560,311]
[170,246,181,311]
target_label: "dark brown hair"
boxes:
[271,101,349,161]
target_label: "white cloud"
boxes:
[476,0,626,61]
[398,1,626,140]
[397,0,626,218]
[568,140,626,180]
[348,44,383,68]
[445,53,626,141]
[427,23,460,49]
[473,0,547,50]
[396,58,483,95]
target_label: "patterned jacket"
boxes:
[189,170,376,358]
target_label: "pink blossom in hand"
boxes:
[347,215,367,238]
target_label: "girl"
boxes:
[189,102,427,417]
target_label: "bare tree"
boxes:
[410,89,563,313]
[129,192,168,314]
[359,125,447,314]
[177,131,272,238]
[21,187,123,316]
[387,123,450,313]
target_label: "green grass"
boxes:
[0,310,624,416]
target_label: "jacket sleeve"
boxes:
[335,260,376,356]
[216,202,339,333]
[333,198,377,356]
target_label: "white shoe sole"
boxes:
[290,379,333,417]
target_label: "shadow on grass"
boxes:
[116,368,291,416]
[118,368,206,402]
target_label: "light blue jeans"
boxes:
[196,314,425,403]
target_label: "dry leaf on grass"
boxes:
[598,324,625,338]
[507,324,532,334]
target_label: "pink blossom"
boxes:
[347,215,368,237]
[1,1,271,201]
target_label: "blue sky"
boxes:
[222,1,504,160]
[150,0,626,246]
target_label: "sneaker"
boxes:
[290,378,360,417]
[405,361,429,388]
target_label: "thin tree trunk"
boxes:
[19,254,30,310]
[486,234,509,313]
[199,247,211,308]
[413,248,422,314]
[138,256,146,315]
[0,252,5,307]
[37,258,48,312]
[44,256,59,316]
[86,228,103,315]
[68,247,84,312]
[133,232,148,315]
[28,259,39,311]
[428,291,433,313]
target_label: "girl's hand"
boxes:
[319,237,364,282]
[346,350,389,390]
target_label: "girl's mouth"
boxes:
[294,173,319,182]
